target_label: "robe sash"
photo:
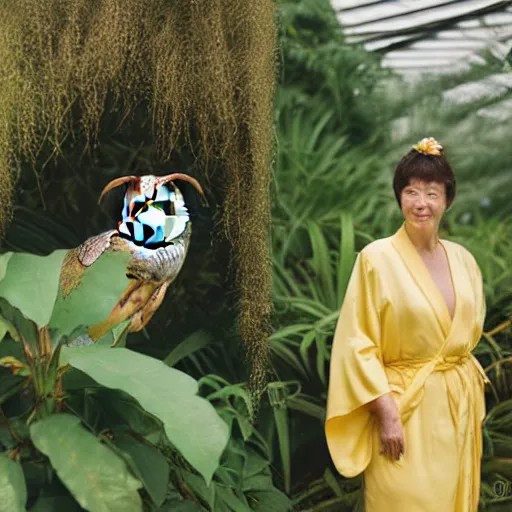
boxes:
[385,352,489,426]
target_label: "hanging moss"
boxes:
[0,0,277,405]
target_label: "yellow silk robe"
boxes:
[326,222,489,512]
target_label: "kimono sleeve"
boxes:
[325,250,390,478]
[469,254,490,384]
[473,259,486,342]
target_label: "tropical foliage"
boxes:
[1,0,512,511]
[0,0,277,404]
[0,250,292,511]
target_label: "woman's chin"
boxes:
[406,219,435,231]
[409,216,431,224]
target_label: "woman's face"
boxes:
[400,178,447,231]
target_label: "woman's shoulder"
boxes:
[358,236,394,265]
[441,238,475,260]
[441,238,482,274]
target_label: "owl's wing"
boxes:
[78,229,118,266]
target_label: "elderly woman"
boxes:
[325,137,489,511]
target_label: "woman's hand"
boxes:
[368,393,405,460]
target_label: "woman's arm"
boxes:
[368,393,405,460]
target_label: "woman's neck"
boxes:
[404,222,440,254]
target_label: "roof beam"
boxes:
[337,0,474,27]
[339,0,511,37]
[384,49,476,59]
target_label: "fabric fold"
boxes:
[326,251,390,477]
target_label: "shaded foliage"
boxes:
[0,0,277,401]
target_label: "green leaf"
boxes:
[30,414,143,512]
[269,339,307,378]
[0,318,9,342]
[206,384,254,425]
[49,251,132,336]
[0,299,38,347]
[93,320,131,348]
[29,496,83,511]
[275,296,331,318]
[112,433,169,507]
[299,330,316,374]
[60,344,107,365]
[272,259,303,298]
[272,405,291,494]
[181,471,215,509]
[337,212,355,308]
[324,467,344,497]
[158,490,203,511]
[287,395,325,421]
[164,330,212,367]
[247,489,292,512]
[0,251,68,327]
[0,454,27,512]
[215,486,252,512]
[269,324,312,341]
[62,368,101,392]
[241,448,266,477]
[0,253,12,282]
[94,390,163,437]
[316,333,328,385]
[307,221,336,310]
[64,346,229,484]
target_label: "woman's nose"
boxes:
[415,194,427,207]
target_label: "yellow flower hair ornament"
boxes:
[412,137,443,156]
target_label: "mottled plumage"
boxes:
[78,230,118,267]
[59,173,204,342]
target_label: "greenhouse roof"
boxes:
[331,0,512,78]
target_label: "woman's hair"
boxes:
[393,145,456,210]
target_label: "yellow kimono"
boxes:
[325,222,489,512]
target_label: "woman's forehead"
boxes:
[405,178,444,190]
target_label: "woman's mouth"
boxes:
[415,215,431,220]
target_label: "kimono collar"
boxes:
[391,222,457,339]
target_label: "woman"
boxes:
[325,137,489,511]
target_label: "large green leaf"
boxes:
[49,251,132,336]
[93,390,163,438]
[112,433,169,507]
[181,472,214,509]
[215,486,252,512]
[158,493,203,511]
[64,346,229,484]
[0,299,38,347]
[29,496,83,512]
[0,318,9,342]
[0,253,12,282]
[0,454,27,512]
[0,251,67,327]
[337,212,355,308]
[60,344,108,364]
[30,414,143,512]
[248,490,293,512]
[307,221,336,310]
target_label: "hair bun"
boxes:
[412,137,443,156]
